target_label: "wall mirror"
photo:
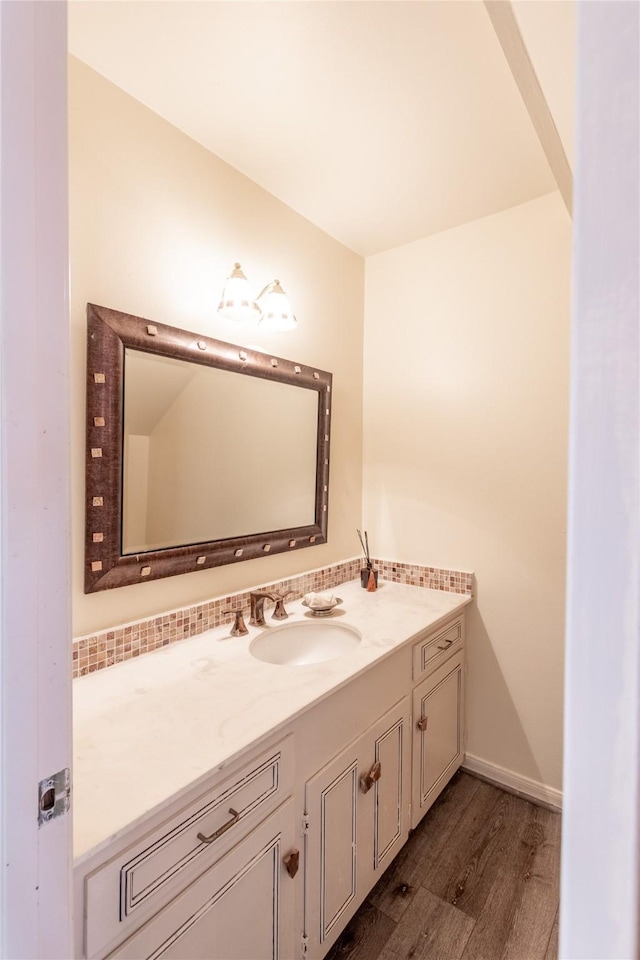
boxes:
[85,303,332,592]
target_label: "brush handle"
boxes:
[357,528,368,558]
[357,528,371,566]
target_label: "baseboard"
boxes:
[462,753,562,811]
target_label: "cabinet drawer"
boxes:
[85,735,294,959]
[107,799,296,960]
[412,616,464,682]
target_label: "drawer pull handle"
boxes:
[284,849,300,878]
[417,716,428,732]
[437,639,454,650]
[359,761,382,793]
[197,808,240,844]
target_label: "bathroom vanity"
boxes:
[73,580,470,960]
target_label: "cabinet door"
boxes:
[360,697,411,886]
[305,744,359,955]
[412,652,464,829]
[108,800,296,960]
[304,697,410,959]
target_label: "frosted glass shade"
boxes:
[217,263,261,323]
[257,280,297,331]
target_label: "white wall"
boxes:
[364,191,571,794]
[69,57,364,636]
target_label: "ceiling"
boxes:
[68,1,565,257]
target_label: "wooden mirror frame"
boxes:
[85,303,332,593]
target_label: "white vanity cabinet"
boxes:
[75,597,468,960]
[303,697,411,958]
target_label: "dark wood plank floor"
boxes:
[325,772,560,960]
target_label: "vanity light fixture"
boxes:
[217,264,297,330]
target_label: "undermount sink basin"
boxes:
[249,620,362,666]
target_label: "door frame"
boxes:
[560,4,640,957]
[0,2,72,957]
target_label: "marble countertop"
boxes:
[73,579,471,861]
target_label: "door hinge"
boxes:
[301,933,309,957]
[302,813,310,835]
[38,768,70,826]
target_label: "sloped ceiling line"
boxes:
[485,0,573,217]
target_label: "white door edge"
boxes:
[0,1,72,957]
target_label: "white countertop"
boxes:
[73,579,471,861]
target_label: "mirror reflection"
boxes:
[122,349,319,553]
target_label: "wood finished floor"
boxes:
[324,772,560,960]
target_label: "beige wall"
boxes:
[69,57,364,635]
[123,434,149,551]
[363,192,571,792]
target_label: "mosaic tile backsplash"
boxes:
[73,557,473,678]
[371,560,473,595]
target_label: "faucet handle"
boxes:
[222,608,249,637]
[271,590,295,621]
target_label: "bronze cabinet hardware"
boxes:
[359,761,382,794]
[283,849,300,878]
[437,638,454,650]
[223,609,249,636]
[197,808,240,844]
[271,590,295,620]
[417,716,429,732]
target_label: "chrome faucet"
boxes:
[249,591,275,626]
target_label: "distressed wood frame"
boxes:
[85,303,332,593]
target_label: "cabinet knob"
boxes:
[284,849,300,878]
[359,760,382,793]
[417,716,428,732]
